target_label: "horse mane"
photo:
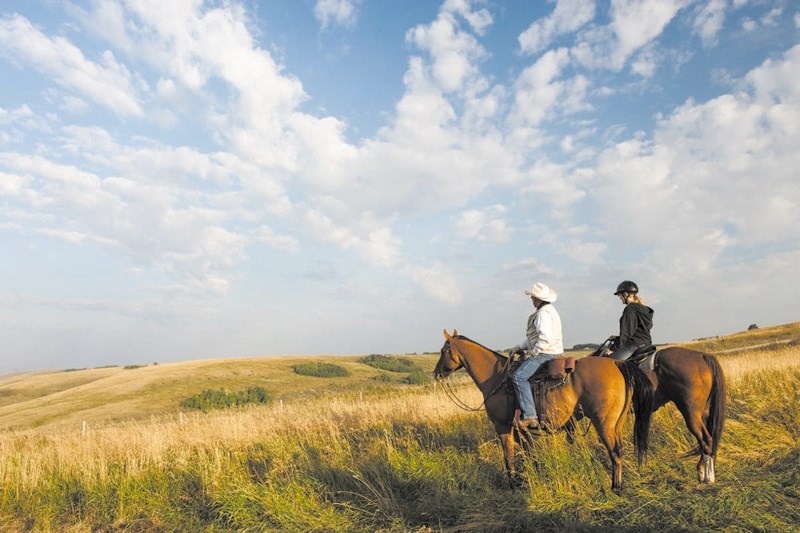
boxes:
[453,334,505,358]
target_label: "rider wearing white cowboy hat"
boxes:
[509,282,564,430]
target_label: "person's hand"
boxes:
[508,346,523,357]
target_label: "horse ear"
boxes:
[453,328,458,336]
[443,329,452,340]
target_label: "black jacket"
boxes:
[619,303,654,349]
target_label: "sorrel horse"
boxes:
[605,344,727,483]
[434,330,654,492]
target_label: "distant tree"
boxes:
[570,343,600,351]
[748,324,759,330]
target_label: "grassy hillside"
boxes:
[2,322,796,432]
[0,323,798,531]
[682,320,800,353]
[0,354,439,431]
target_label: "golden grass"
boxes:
[718,344,800,383]
[0,354,440,431]
[3,342,796,495]
[0,325,798,531]
[0,376,483,493]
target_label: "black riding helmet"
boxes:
[614,280,638,295]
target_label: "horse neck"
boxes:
[453,339,505,394]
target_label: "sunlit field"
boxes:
[0,325,798,531]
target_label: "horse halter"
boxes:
[434,340,462,380]
[436,337,511,413]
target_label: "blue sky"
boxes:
[1,0,798,374]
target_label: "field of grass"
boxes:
[0,323,798,531]
[0,354,440,432]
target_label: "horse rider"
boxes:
[509,282,563,430]
[605,280,654,360]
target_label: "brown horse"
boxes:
[636,346,727,483]
[434,330,654,492]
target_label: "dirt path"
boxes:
[711,338,797,354]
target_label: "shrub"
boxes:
[292,362,350,377]
[372,373,393,383]
[361,354,419,373]
[180,386,271,412]
[402,369,432,385]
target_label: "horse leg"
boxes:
[677,402,716,483]
[698,454,715,483]
[496,429,521,487]
[593,418,624,492]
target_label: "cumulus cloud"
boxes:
[519,0,596,55]
[592,44,800,273]
[570,0,691,72]
[1,0,798,368]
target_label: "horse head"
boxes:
[434,329,462,380]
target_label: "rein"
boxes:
[439,350,512,412]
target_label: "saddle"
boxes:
[528,357,577,428]
[624,344,659,373]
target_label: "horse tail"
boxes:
[617,361,655,464]
[703,353,727,457]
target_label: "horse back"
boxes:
[569,356,628,405]
[655,347,716,386]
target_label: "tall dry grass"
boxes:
[0,347,797,531]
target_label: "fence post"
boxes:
[82,420,87,436]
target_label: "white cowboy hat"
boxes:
[524,282,557,303]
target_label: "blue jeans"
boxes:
[512,353,559,420]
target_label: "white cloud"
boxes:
[0,14,142,116]
[509,48,591,128]
[519,0,596,55]
[405,6,489,93]
[314,0,360,29]
[592,44,800,271]
[690,0,727,46]
[571,0,691,72]
[252,226,299,254]
[454,205,511,243]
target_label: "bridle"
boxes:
[437,340,512,412]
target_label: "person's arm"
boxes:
[618,306,637,347]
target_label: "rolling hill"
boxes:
[1,320,797,432]
[0,353,440,431]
